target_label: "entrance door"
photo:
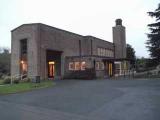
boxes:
[48,61,55,78]
[109,63,113,77]
[107,62,113,77]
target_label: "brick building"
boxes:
[11,19,129,80]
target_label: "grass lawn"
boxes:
[0,80,54,95]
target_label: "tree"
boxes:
[3,48,9,54]
[0,47,11,77]
[126,44,136,68]
[146,3,160,65]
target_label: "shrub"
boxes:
[3,77,11,84]
[21,78,31,83]
[13,78,20,84]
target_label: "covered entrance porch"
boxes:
[46,50,62,79]
[103,58,130,77]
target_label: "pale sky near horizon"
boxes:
[0,0,159,57]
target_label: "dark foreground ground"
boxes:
[0,79,160,120]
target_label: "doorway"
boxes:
[108,63,113,77]
[48,61,55,78]
[106,62,114,77]
[46,50,62,79]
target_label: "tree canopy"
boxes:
[126,44,136,68]
[0,47,10,77]
[146,3,160,65]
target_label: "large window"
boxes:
[20,39,28,75]
[97,47,114,57]
[20,39,27,54]
[69,61,86,71]
[21,61,27,73]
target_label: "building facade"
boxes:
[11,19,129,80]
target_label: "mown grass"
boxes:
[0,80,54,95]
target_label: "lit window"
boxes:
[69,62,74,70]
[49,61,55,64]
[81,61,86,70]
[21,60,27,74]
[75,62,80,70]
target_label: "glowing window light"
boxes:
[49,61,55,64]
[21,60,24,64]
[81,61,86,70]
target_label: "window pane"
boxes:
[97,48,101,56]
[75,62,80,70]
[81,61,86,70]
[20,39,27,54]
[69,62,74,70]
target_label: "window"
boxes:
[99,62,104,70]
[108,50,111,57]
[69,61,86,71]
[96,62,99,70]
[97,47,114,57]
[81,61,86,70]
[105,49,107,56]
[98,48,101,56]
[21,60,27,73]
[20,39,28,75]
[115,62,121,75]
[69,62,74,70]
[20,39,27,54]
[100,49,102,56]
[75,62,81,70]
[96,62,104,70]
[102,49,105,56]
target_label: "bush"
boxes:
[3,77,11,84]
[21,78,31,83]
[13,78,20,84]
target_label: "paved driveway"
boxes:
[0,79,160,120]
